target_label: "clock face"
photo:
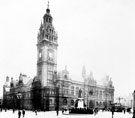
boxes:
[39,52,42,58]
[48,51,53,61]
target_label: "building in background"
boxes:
[3,4,114,111]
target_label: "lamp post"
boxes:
[17,92,22,110]
[116,97,123,104]
[133,91,135,118]
[62,80,64,107]
[105,86,108,110]
[53,71,59,111]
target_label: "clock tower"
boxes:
[37,3,58,87]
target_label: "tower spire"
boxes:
[82,65,86,79]
[47,1,49,9]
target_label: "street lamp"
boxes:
[53,71,59,111]
[17,92,22,110]
[133,91,135,118]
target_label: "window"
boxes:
[76,87,79,96]
[46,17,48,22]
[46,35,48,39]
[48,73,52,80]
[71,100,74,105]
[49,99,52,104]
[71,86,74,95]
[49,18,51,23]
[63,99,67,105]
[48,64,53,71]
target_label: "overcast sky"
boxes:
[0,0,135,100]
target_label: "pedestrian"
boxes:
[56,108,59,116]
[22,109,25,117]
[13,108,15,113]
[124,108,125,114]
[35,109,37,115]
[111,108,114,118]
[18,110,21,118]
[94,108,96,115]
[62,107,64,114]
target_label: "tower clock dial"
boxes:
[48,51,54,61]
[39,52,42,58]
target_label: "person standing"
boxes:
[62,107,64,114]
[35,109,37,115]
[111,107,114,118]
[18,110,21,118]
[22,109,25,117]
[13,108,15,113]
[124,108,126,114]
[56,109,59,116]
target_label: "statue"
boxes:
[78,89,82,98]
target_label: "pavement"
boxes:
[0,109,133,118]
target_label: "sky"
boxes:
[0,0,135,100]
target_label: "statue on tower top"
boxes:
[46,1,50,13]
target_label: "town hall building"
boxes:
[3,4,114,111]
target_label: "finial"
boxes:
[82,65,86,78]
[47,1,49,9]
[41,20,43,26]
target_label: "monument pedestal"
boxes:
[69,98,93,114]
[77,98,85,108]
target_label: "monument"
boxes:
[76,89,85,108]
[68,89,93,114]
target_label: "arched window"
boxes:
[71,100,74,105]
[49,18,51,23]
[46,17,48,22]
[63,99,67,105]
[46,35,48,39]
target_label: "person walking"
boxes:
[123,108,125,114]
[111,107,114,118]
[62,107,64,114]
[35,109,37,115]
[56,108,59,116]
[18,110,21,118]
[22,109,25,117]
[13,108,15,113]
[57,109,59,116]
[94,108,96,115]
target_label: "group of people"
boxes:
[69,107,94,114]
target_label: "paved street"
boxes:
[0,110,133,118]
